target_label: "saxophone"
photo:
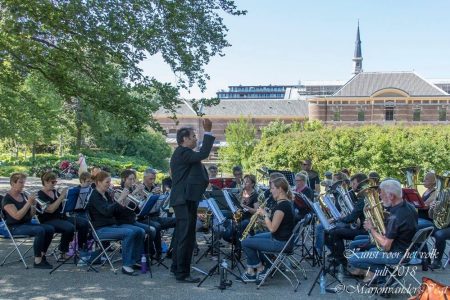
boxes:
[432,173,450,229]
[239,193,268,241]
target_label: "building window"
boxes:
[333,110,341,121]
[357,110,365,121]
[439,108,447,121]
[385,107,394,121]
[413,108,421,122]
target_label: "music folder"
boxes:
[138,194,160,217]
[62,187,81,213]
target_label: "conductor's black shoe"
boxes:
[122,266,138,276]
[176,276,201,283]
[429,260,442,270]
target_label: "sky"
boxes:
[140,0,450,99]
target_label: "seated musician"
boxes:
[315,171,350,256]
[293,172,314,221]
[37,172,90,261]
[230,166,244,189]
[240,176,295,283]
[87,171,145,276]
[348,179,417,282]
[116,169,156,260]
[221,174,260,246]
[324,173,368,265]
[427,187,450,269]
[1,173,55,269]
[137,168,176,261]
[417,172,437,230]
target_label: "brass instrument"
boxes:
[331,180,354,217]
[23,189,48,214]
[240,198,268,241]
[403,166,420,189]
[113,188,141,211]
[357,183,386,251]
[432,172,450,229]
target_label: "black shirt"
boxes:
[340,192,365,225]
[385,200,418,253]
[37,190,63,223]
[307,170,320,192]
[241,191,258,220]
[87,189,120,229]
[272,200,295,241]
[1,193,32,226]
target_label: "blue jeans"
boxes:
[96,224,145,267]
[417,218,434,230]
[348,248,404,272]
[9,222,55,257]
[348,235,370,250]
[241,232,287,268]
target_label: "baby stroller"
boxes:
[59,160,78,179]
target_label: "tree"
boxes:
[0,1,246,118]
[218,117,257,173]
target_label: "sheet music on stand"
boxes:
[222,190,242,214]
[312,202,335,231]
[63,187,80,213]
[268,169,295,186]
[206,198,226,225]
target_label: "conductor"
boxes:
[169,119,215,283]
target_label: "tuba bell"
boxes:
[432,172,450,229]
[357,180,386,251]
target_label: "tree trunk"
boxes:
[32,142,36,162]
[75,98,82,153]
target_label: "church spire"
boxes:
[352,21,363,75]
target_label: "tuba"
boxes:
[432,172,450,229]
[357,181,386,251]
[113,188,141,211]
[403,166,420,189]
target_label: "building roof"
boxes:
[154,99,308,118]
[332,72,448,97]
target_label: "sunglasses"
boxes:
[51,180,58,184]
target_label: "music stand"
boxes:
[222,190,245,271]
[196,198,244,289]
[307,202,341,295]
[138,194,167,271]
[268,169,295,186]
[50,187,97,274]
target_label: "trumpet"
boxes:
[23,189,48,214]
[113,188,141,211]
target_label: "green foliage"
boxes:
[225,120,450,180]
[218,117,257,172]
[0,152,155,177]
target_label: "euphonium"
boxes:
[114,189,141,211]
[240,195,268,241]
[432,172,450,229]
[23,189,48,214]
[358,183,386,251]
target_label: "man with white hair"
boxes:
[348,179,417,282]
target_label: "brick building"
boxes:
[308,71,450,124]
[154,99,308,162]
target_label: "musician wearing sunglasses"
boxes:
[230,166,244,189]
[240,177,295,283]
[87,171,145,275]
[1,173,55,269]
[37,172,90,261]
[301,159,320,193]
[115,169,156,259]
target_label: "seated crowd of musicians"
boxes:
[0,168,175,275]
[1,163,449,282]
